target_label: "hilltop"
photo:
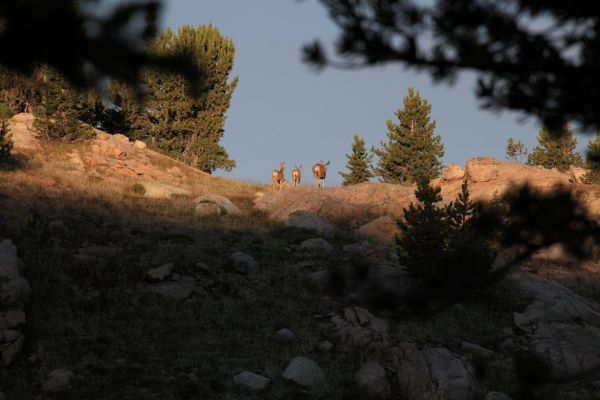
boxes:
[1,114,600,399]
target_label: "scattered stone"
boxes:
[48,220,66,234]
[146,263,174,282]
[193,194,241,216]
[133,140,147,149]
[233,371,271,391]
[195,202,223,216]
[285,211,334,238]
[230,252,258,274]
[299,238,333,254]
[442,163,466,180]
[146,281,194,302]
[460,341,495,360]
[357,216,400,244]
[355,360,391,399]
[42,369,75,393]
[317,341,333,353]
[485,391,513,400]
[282,356,326,388]
[275,328,296,342]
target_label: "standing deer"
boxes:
[292,165,302,187]
[312,160,330,189]
[272,161,285,190]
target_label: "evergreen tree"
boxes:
[33,66,92,141]
[527,125,583,172]
[141,24,238,172]
[397,180,494,300]
[584,133,600,184]
[373,88,444,184]
[505,137,527,163]
[339,134,374,185]
[0,119,13,161]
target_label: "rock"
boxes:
[332,307,389,351]
[233,371,271,391]
[465,156,500,182]
[141,182,191,199]
[1,331,24,366]
[7,113,43,154]
[442,163,466,180]
[77,246,120,259]
[194,202,223,216]
[299,238,333,254]
[569,165,587,183]
[282,356,326,388]
[3,311,26,329]
[230,252,258,274]
[355,360,391,399]
[193,194,241,216]
[0,239,20,280]
[167,166,181,175]
[357,216,400,244]
[275,328,296,342]
[394,343,473,400]
[317,341,333,353]
[146,281,194,302]
[48,220,66,234]
[42,369,75,393]
[1,277,31,305]
[307,270,331,290]
[133,140,147,149]
[111,133,130,144]
[485,391,513,400]
[460,341,495,360]
[285,211,334,238]
[146,263,174,282]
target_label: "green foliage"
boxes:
[527,125,583,172]
[339,134,374,185]
[0,119,13,160]
[33,67,93,142]
[397,180,495,300]
[584,133,600,184]
[373,88,444,184]
[505,137,527,163]
[138,24,238,173]
[130,183,147,196]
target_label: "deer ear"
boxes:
[326,161,330,166]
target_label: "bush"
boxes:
[130,183,146,196]
[397,180,495,301]
[0,119,13,161]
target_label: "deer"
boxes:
[312,160,330,189]
[272,161,285,190]
[292,165,302,187]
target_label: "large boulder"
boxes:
[357,216,400,244]
[193,194,240,216]
[282,356,326,388]
[285,211,334,238]
[442,163,465,181]
[465,157,500,182]
[355,360,391,399]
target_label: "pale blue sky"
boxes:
[160,0,589,185]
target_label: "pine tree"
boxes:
[339,134,374,185]
[373,88,444,184]
[584,132,600,184]
[141,24,238,172]
[527,125,583,172]
[505,137,527,163]
[0,119,13,161]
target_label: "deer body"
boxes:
[312,161,330,189]
[272,161,285,190]
[292,165,302,187]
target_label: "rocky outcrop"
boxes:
[392,343,473,400]
[442,163,465,181]
[7,113,43,154]
[0,239,30,367]
[511,273,600,379]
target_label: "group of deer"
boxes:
[272,161,330,190]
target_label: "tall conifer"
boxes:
[527,125,582,171]
[373,88,444,183]
[339,134,374,185]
